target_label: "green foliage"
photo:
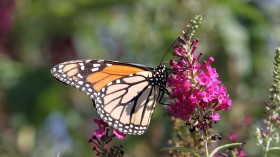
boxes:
[160,147,201,157]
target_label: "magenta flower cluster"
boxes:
[168,37,232,121]
[90,119,125,156]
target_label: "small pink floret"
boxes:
[211,113,220,121]
[113,129,126,139]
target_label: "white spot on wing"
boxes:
[91,68,99,72]
[107,82,112,86]
[58,65,64,69]
[93,64,100,67]
[77,73,83,78]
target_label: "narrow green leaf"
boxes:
[268,147,280,152]
[209,143,243,157]
[230,150,237,157]
[160,147,201,157]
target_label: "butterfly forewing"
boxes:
[51,60,146,97]
[51,59,167,135]
[51,60,102,98]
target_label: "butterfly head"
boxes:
[152,64,167,89]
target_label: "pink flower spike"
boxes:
[211,113,220,121]
[168,30,232,128]
[113,129,126,139]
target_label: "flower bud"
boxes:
[254,128,263,145]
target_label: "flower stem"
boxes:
[264,140,271,157]
[264,121,273,157]
[205,140,209,157]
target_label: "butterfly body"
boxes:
[51,59,167,135]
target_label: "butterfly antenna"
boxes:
[160,38,178,63]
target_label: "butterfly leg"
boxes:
[158,90,177,114]
[92,100,96,109]
[162,88,171,97]
[159,102,177,114]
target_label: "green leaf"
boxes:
[268,147,280,152]
[160,147,201,157]
[209,143,243,157]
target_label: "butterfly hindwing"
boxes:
[95,71,162,135]
[51,59,167,135]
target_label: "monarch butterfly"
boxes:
[51,59,167,135]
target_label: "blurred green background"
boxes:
[0,0,280,156]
